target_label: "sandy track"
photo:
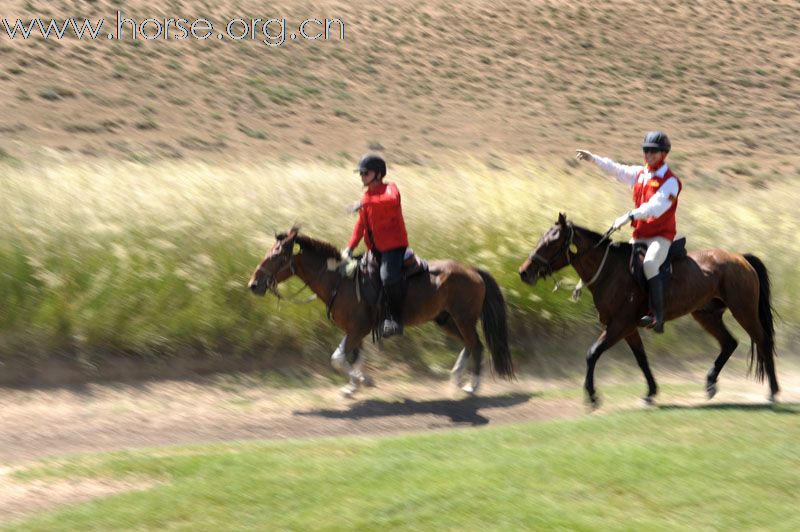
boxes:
[1,371,797,523]
[0,376,585,465]
[3,370,797,465]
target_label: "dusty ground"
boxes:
[0,375,585,464]
[2,370,798,523]
[1,0,799,179]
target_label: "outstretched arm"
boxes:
[576,150,642,187]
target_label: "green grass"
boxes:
[0,157,798,373]
[6,404,800,530]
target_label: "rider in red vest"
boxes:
[342,154,409,337]
[576,131,682,333]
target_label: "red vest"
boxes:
[632,166,682,240]
[348,182,409,252]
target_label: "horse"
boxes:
[518,213,779,406]
[248,226,515,396]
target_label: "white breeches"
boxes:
[633,236,671,280]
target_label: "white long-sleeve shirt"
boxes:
[590,154,679,220]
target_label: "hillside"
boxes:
[1,0,798,179]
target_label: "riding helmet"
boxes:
[356,154,387,178]
[641,131,671,153]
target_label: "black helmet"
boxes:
[356,154,386,178]
[641,131,671,152]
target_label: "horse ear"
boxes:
[287,224,300,240]
[558,212,567,225]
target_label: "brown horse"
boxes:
[518,213,779,406]
[248,226,514,396]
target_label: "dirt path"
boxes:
[0,376,585,465]
[2,370,797,465]
[1,370,798,524]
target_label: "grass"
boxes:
[5,403,800,530]
[0,157,799,374]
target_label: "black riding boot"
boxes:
[639,275,666,333]
[382,282,405,338]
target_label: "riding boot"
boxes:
[382,282,405,338]
[639,275,665,333]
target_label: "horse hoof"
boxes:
[462,383,478,395]
[706,382,717,400]
[586,394,601,410]
[641,396,655,407]
[359,374,375,388]
[769,393,778,404]
[340,384,358,398]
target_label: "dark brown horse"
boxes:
[248,226,514,396]
[519,213,779,406]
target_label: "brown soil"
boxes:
[2,369,797,464]
[0,371,797,522]
[0,376,583,464]
[1,0,798,178]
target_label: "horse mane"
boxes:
[570,223,632,254]
[294,234,341,259]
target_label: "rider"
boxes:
[575,131,682,333]
[341,154,408,338]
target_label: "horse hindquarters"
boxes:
[721,255,779,397]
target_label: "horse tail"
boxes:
[476,269,515,380]
[743,254,776,382]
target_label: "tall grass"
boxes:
[0,157,797,378]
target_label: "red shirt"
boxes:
[632,166,682,240]
[348,182,409,252]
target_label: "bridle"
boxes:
[257,251,316,304]
[528,223,576,278]
[528,223,616,289]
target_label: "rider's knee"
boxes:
[643,259,661,280]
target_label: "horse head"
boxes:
[519,212,575,285]
[248,225,300,296]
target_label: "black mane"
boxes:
[294,234,341,259]
[570,223,632,254]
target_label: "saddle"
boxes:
[329,249,429,335]
[357,249,428,341]
[358,248,428,283]
[629,237,687,291]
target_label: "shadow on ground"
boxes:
[294,392,538,426]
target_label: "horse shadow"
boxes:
[293,392,537,426]
[656,402,799,415]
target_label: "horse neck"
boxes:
[569,229,614,284]
[293,251,337,303]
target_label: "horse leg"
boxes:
[691,302,738,399]
[624,331,658,404]
[434,313,468,389]
[726,296,780,401]
[585,331,607,408]
[585,323,631,408]
[453,317,484,395]
[350,346,375,388]
[331,332,370,397]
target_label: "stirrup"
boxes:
[639,314,664,333]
